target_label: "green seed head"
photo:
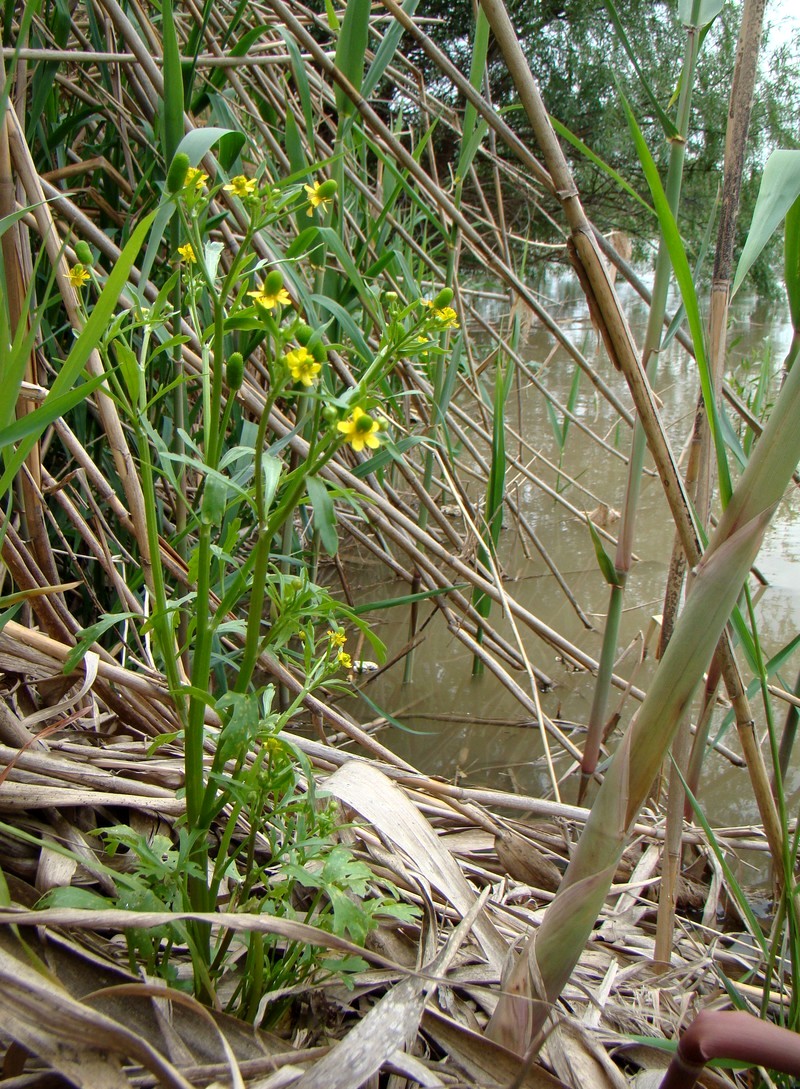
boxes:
[295,324,313,346]
[226,352,244,391]
[355,413,375,433]
[166,152,191,194]
[317,178,338,199]
[432,286,454,310]
[74,241,94,266]
[265,269,284,295]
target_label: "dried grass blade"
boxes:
[289,886,492,1089]
[324,760,507,969]
[0,937,194,1089]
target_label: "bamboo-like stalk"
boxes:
[477,0,785,870]
[487,312,800,1052]
[655,0,768,964]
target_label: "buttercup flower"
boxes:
[177,242,196,264]
[184,167,208,190]
[285,346,322,387]
[223,174,257,199]
[327,629,347,647]
[423,299,459,329]
[248,283,291,310]
[435,305,459,328]
[337,407,381,453]
[337,650,352,670]
[68,264,90,289]
[304,180,334,217]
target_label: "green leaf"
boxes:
[732,150,800,298]
[455,6,490,186]
[160,0,184,164]
[334,0,371,121]
[619,89,732,505]
[678,0,725,27]
[0,371,106,452]
[0,209,155,500]
[785,193,800,331]
[602,0,679,139]
[352,583,467,615]
[327,886,372,944]
[306,475,339,556]
[551,116,654,215]
[588,518,622,586]
[63,612,138,674]
[362,0,419,99]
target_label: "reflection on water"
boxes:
[344,277,799,819]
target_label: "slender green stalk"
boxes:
[579,7,701,797]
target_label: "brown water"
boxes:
[344,276,800,825]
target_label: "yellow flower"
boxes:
[177,242,196,264]
[304,180,334,217]
[185,167,208,190]
[423,300,459,329]
[68,264,90,289]
[248,284,291,310]
[223,174,257,199]
[337,650,352,670]
[327,629,347,647]
[435,305,459,329]
[337,406,381,453]
[285,346,322,387]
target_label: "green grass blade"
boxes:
[732,150,800,299]
[0,210,156,498]
[602,0,680,139]
[619,88,732,505]
[362,0,419,98]
[334,0,371,122]
[160,0,184,164]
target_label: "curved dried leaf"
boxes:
[324,761,507,969]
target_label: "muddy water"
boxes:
[345,276,799,822]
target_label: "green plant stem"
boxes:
[136,433,186,723]
[579,13,699,795]
[579,579,625,796]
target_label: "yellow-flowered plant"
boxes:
[285,347,322,387]
[337,407,382,452]
[184,166,208,190]
[68,264,91,289]
[249,283,291,310]
[423,298,460,329]
[177,242,196,264]
[304,178,336,217]
[223,174,257,199]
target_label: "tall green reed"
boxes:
[578,0,710,803]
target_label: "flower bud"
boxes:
[226,351,244,391]
[310,341,327,363]
[295,324,313,346]
[167,152,191,194]
[201,475,227,526]
[321,405,338,424]
[74,241,94,266]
